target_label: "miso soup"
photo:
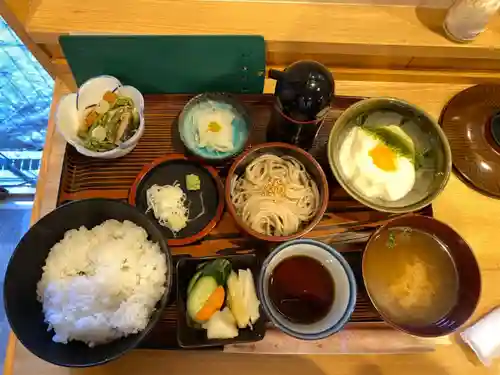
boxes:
[364,227,458,326]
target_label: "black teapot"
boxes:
[266,61,334,150]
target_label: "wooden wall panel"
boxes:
[267,52,412,69]
[0,0,56,78]
[41,43,64,59]
[408,57,500,71]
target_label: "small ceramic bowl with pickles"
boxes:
[176,254,266,348]
[328,97,452,213]
[55,75,145,159]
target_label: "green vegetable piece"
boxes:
[79,94,139,153]
[105,108,125,140]
[414,146,433,170]
[197,261,208,271]
[187,271,203,295]
[192,259,232,287]
[187,276,218,322]
[387,231,396,249]
[112,96,134,109]
[362,125,415,163]
[132,109,140,128]
[200,259,232,286]
[186,259,233,324]
[186,174,201,191]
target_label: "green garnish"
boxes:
[354,112,368,127]
[195,259,232,285]
[362,125,415,162]
[186,174,201,191]
[387,231,396,249]
[414,146,432,170]
[402,227,412,240]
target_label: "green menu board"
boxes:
[60,35,266,94]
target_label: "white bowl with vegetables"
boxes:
[55,75,145,159]
[176,255,265,348]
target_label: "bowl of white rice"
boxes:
[4,199,172,367]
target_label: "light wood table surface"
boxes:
[6,77,500,375]
[22,0,500,59]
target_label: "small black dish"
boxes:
[129,154,225,246]
[176,254,266,348]
[4,199,172,367]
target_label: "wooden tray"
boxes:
[56,94,432,350]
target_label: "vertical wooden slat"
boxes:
[4,0,30,24]
[0,0,57,79]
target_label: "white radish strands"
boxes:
[146,182,207,237]
[147,183,188,235]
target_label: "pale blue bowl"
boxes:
[178,93,251,161]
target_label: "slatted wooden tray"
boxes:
[56,94,432,350]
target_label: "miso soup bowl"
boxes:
[258,239,357,340]
[363,215,481,337]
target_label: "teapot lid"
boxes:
[440,84,500,198]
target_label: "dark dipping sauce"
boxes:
[268,256,335,324]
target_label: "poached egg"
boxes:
[195,102,235,152]
[339,126,415,201]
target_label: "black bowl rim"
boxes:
[128,154,226,247]
[4,198,173,367]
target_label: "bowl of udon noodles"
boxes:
[225,142,329,242]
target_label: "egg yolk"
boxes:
[208,121,222,133]
[369,143,397,171]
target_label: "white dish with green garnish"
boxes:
[55,75,145,159]
[328,97,452,213]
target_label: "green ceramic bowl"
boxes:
[327,97,452,213]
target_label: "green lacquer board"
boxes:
[60,35,266,94]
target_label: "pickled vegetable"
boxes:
[187,259,232,322]
[77,91,140,152]
[227,269,260,329]
[203,307,238,339]
[195,286,225,322]
[187,276,218,322]
[186,174,201,191]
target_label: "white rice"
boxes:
[36,219,167,347]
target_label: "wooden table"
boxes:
[6,0,500,89]
[6,77,500,375]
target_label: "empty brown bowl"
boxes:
[362,215,481,337]
[225,142,329,242]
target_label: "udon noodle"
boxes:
[230,154,320,236]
